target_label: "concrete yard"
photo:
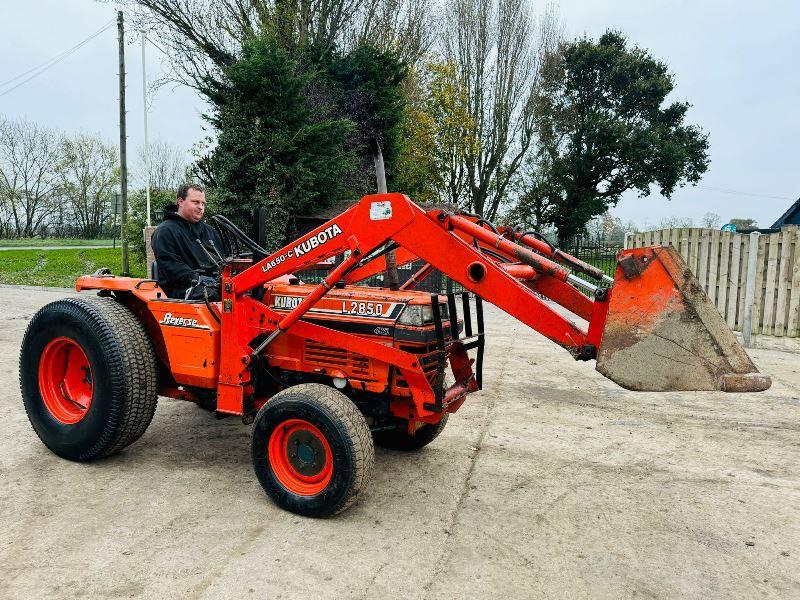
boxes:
[0,285,798,599]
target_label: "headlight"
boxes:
[397,303,448,326]
[398,305,425,326]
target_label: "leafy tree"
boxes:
[729,217,758,229]
[198,33,409,249]
[201,34,357,249]
[322,43,408,195]
[395,62,477,205]
[130,3,413,250]
[394,69,439,203]
[525,31,710,245]
[506,152,558,230]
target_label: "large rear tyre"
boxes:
[373,413,449,451]
[19,296,158,461]
[251,383,374,517]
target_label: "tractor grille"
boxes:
[304,341,370,377]
[394,342,445,389]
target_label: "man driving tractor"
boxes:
[151,183,223,300]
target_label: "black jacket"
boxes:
[151,204,224,298]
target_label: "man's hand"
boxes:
[196,275,217,288]
[186,274,221,301]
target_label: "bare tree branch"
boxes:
[0,117,63,237]
[440,0,561,218]
[122,0,434,93]
[134,138,188,191]
[59,134,120,238]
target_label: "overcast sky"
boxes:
[1,0,798,229]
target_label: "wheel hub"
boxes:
[38,337,93,424]
[287,430,326,476]
[267,418,334,496]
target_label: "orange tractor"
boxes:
[19,193,770,516]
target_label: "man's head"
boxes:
[176,183,206,224]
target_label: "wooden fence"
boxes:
[628,226,800,339]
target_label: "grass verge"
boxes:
[0,248,145,288]
[0,238,115,248]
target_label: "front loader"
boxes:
[19,193,770,516]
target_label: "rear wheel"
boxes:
[19,296,158,461]
[251,383,374,517]
[373,413,449,451]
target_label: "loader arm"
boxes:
[218,193,769,418]
[217,193,596,417]
[231,193,598,354]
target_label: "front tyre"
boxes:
[251,384,374,517]
[373,413,449,451]
[19,297,158,461]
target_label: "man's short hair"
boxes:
[177,183,205,201]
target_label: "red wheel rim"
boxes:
[38,337,94,424]
[268,419,333,496]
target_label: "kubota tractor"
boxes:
[19,194,770,516]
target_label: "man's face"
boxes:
[177,188,206,224]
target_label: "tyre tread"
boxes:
[258,383,374,515]
[20,295,158,460]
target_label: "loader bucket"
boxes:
[596,246,771,392]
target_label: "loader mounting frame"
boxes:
[211,193,609,421]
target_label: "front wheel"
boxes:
[251,384,374,517]
[373,413,449,451]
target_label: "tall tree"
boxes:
[0,117,62,237]
[125,0,433,87]
[701,212,721,229]
[59,134,120,238]
[127,2,412,246]
[322,43,408,195]
[395,61,477,205]
[201,34,357,249]
[135,138,188,192]
[526,31,710,244]
[440,0,560,219]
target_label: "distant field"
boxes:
[0,238,114,248]
[0,248,145,288]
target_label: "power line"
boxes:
[696,185,795,202]
[0,19,115,99]
[0,19,114,88]
[143,33,168,56]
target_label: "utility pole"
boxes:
[141,30,151,227]
[117,10,129,276]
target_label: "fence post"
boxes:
[742,231,760,348]
[144,226,156,278]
